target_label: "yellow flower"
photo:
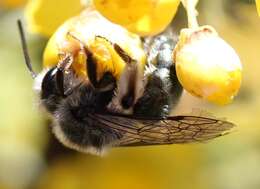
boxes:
[43,8,146,84]
[93,0,180,36]
[25,0,85,37]
[256,0,260,16]
[174,26,242,105]
[24,0,181,37]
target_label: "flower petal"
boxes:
[25,0,85,37]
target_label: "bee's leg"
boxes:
[65,33,116,92]
[56,54,74,96]
[113,43,134,64]
[84,48,116,91]
[40,54,77,113]
[107,43,145,114]
[113,43,138,109]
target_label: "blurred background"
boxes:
[0,0,260,189]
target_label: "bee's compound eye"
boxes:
[41,68,58,98]
[40,68,63,112]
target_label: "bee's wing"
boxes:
[89,112,235,147]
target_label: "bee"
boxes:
[17,9,234,155]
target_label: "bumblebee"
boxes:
[18,8,234,155]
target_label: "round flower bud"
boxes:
[173,25,242,105]
[93,0,180,36]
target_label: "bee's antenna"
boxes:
[17,19,37,79]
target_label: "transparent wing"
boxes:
[88,112,235,147]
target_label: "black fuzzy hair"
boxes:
[52,84,122,154]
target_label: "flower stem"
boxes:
[181,0,199,29]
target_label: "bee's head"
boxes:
[38,52,117,113]
[39,66,80,113]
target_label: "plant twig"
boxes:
[181,0,199,28]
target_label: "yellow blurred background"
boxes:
[0,0,260,189]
